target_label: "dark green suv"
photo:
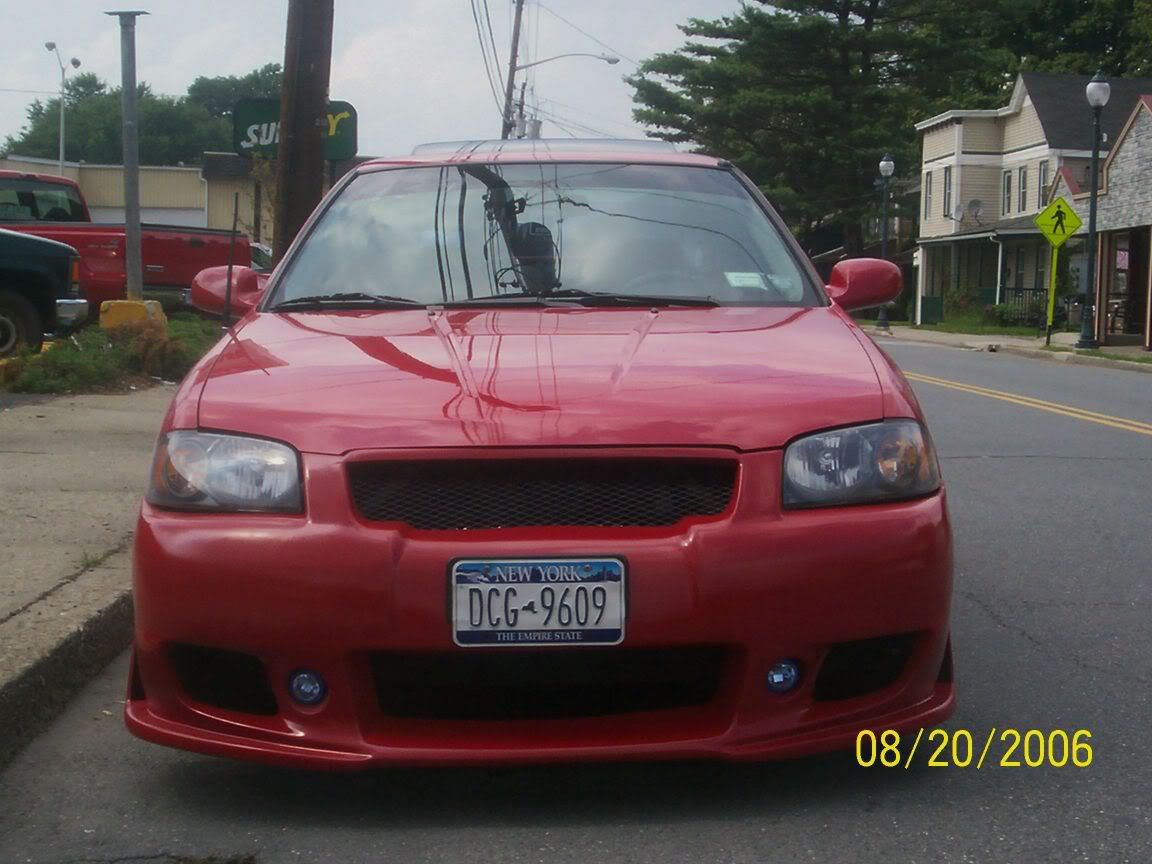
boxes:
[0,228,87,357]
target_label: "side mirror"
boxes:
[190,266,269,318]
[826,258,902,311]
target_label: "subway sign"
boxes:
[232,98,357,161]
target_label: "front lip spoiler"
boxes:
[124,681,955,769]
[53,298,89,332]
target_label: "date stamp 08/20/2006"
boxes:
[855,729,1094,769]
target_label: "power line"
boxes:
[469,0,505,114]
[529,0,542,96]
[471,0,503,111]
[543,117,579,138]
[532,105,614,137]
[536,3,638,66]
[538,96,647,135]
[480,0,504,93]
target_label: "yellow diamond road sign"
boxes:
[1035,196,1082,248]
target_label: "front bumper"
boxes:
[127,447,954,768]
[53,298,88,332]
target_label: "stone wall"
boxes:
[1095,104,1152,232]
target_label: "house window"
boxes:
[942,166,952,218]
[1018,166,1028,212]
[924,171,933,217]
[1035,244,1047,291]
[1003,171,1013,215]
[1038,160,1050,207]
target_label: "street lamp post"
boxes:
[515,52,620,73]
[501,53,619,139]
[1077,70,1110,349]
[876,153,895,331]
[44,42,81,176]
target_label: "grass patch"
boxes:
[1045,346,1152,364]
[1,312,222,394]
[911,313,1042,338]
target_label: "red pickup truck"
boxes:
[0,170,251,310]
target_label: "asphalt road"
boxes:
[2,343,1150,864]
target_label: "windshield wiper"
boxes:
[272,292,425,311]
[438,293,575,308]
[443,288,719,308]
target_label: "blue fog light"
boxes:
[288,670,327,705]
[765,660,801,693]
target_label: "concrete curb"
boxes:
[871,332,985,351]
[0,551,133,770]
[997,345,1152,374]
[876,329,1152,374]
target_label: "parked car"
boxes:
[0,170,251,311]
[0,227,87,356]
[127,140,954,768]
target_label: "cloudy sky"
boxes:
[1,0,741,159]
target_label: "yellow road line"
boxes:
[904,371,1152,438]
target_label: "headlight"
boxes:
[782,420,940,509]
[147,431,302,512]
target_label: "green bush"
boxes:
[944,285,979,314]
[8,329,131,393]
[982,304,1018,326]
[4,312,222,394]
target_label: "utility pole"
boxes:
[106,11,147,302]
[515,81,527,138]
[500,0,526,139]
[273,0,334,264]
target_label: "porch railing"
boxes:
[998,287,1049,326]
[920,287,1051,327]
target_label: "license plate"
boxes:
[451,558,625,647]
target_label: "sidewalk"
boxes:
[0,386,173,766]
[873,325,1152,373]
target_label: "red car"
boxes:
[126,140,953,768]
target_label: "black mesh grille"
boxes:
[347,459,737,530]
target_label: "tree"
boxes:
[990,0,1147,75]
[628,1,1014,252]
[187,63,282,118]
[3,65,280,166]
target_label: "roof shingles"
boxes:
[1021,72,1152,152]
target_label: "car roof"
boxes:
[357,139,728,171]
[0,169,82,189]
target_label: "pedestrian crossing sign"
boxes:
[1035,196,1082,248]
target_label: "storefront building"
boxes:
[1052,95,1152,350]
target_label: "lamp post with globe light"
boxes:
[44,42,81,176]
[876,153,896,331]
[1077,71,1110,349]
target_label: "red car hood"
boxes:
[196,306,885,453]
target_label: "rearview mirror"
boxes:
[825,258,902,311]
[190,266,269,318]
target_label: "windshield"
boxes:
[271,162,815,307]
[0,178,87,222]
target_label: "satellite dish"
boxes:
[952,204,966,221]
